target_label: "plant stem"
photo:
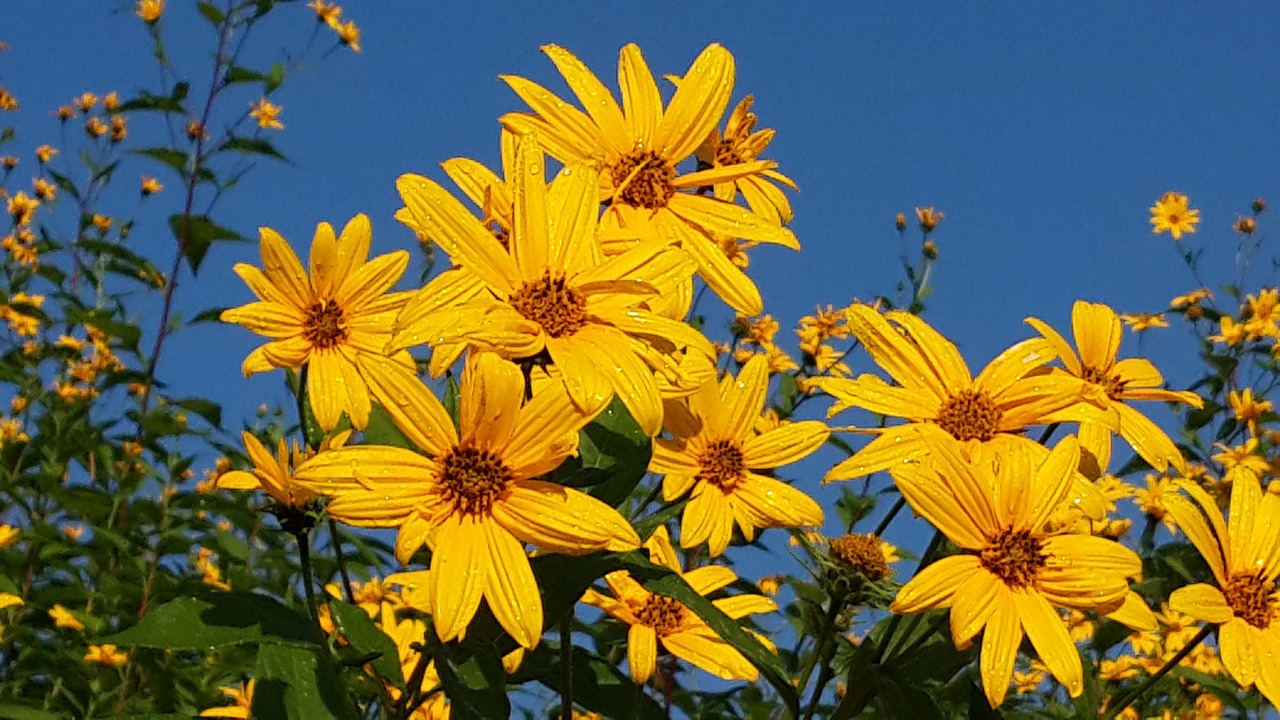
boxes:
[873,495,906,537]
[329,517,354,604]
[1036,422,1060,446]
[561,614,574,720]
[296,529,319,626]
[800,598,845,720]
[1103,624,1212,719]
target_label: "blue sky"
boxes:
[5,0,1279,692]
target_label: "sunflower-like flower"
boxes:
[499,43,798,315]
[1149,191,1199,240]
[695,95,797,225]
[650,354,826,556]
[817,303,1112,482]
[1163,473,1280,708]
[221,215,412,431]
[380,608,449,719]
[294,352,640,649]
[889,436,1147,708]
[199,679,254,719]
[394,134,712,436]
[582,526,776,683]
[1025,300,1203,475]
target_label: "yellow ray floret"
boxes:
[889,436,1146,708]
[294,352,640,649]
[650,354,826,556]
[220,215,413,431]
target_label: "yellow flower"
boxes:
[49,604,84,631]
[7,191,39,225]
[650,355,825,556]
[0,592,23,611]
[582,526,776,683]
[35,145,57,163]
[109,115,127,142]
[32,178,56,201]
[1209,315,1245,346]
[0,87,16,112]
[394,134,711,436]
[186,119,207,141]
[249,97,283,130]
[336,20,361,52]
[818,303,1107,482]
[889,437,1146,708]
[199,679,254,718]
[500,43,798,315]
[1245,288,1280,340]
[74,92,98,113]
[0,525,18,548]
[1163,473,1280,708]
[1149,191,1199,240]
[1027,300,1202,474]
[915,206,943,232]
[694,94,797,225]
[828,533,896,581]
[1119,312,1168,332]
[220,214,412,431]
[306,0,342,27]
[1170,287,1212,310]
[378,609,450,718]
[136,0,164,24]
[84,116,108,138]
[140,176,163,195]
[1229,387,1272,433]
[217,431,348,508]
[295,352,641,649]
[83,644,128,668]
[1212,438,1269,487]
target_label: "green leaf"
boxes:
[221,137,287,162]
[173,397,222,427]
[550,397,652,506]
[225,66,266,85]
[363,403,416,450]
[132,147,189,174]
[266,62,285,92]
[329,600,404,690]
[103,591,319,649]
[0,703,65,720]
[252,643,355,720]
[197,1,224,24]
[119,84,188,114]
[873,670,946,720]
[191,306,231,324]
[436,647,510,720]
[170,214,245,275]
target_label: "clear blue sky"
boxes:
[5,0,1278,662]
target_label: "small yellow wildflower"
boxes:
[336,20,361,51]
[84,117,108,138]
[7,191,39,224]
[1208,315,1245,346]
[140,176,163,195]
[199,679,254,718]
[63,524,85,541]
[136,0,164,24]
[186,120,207,141]
[0,525,19,548]
[1234,216,1257,235]
[894,212,907,231]
[83,644,128,668]
[0,87,16,112]
[1149,191,1199,240]
[35,145,57,163]
[248,98,283,130]
[1118,312,1167,332]
[1229,387,1272,433]
[109,115,127,142]
[307,0,342,27]
[32,178,56,202]
[1132,474,1177,532]
[73,93,97,113]
[49,604,85,631]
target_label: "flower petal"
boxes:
[1169,583,1233,624]
[482,519,542,649]
[495,480,640,553]
[890,555,981,615]
[628,624,658,683]
[979,592,1022,708]
[428,515,488,643]
[742,421,829,469]
[1013,589,1082,698]
[661,630,757,682]
[653,44,734,164]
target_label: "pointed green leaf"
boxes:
[103,591,318,649]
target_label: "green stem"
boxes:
[296,530,319,626]
[873,495,906,537]
[328,517,354,604]
[1036,422,1060,446]
[1103,624,1212,719]
[800,600,845,720]
[797,598,844,704]
[561,614,574,719]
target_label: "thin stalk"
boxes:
[873,495,906,537]
[296,530,319,626]
[800,599,845,720]
[561,615,574,720]
[1103,625,1212,719]
[328,517,354,604]
[1036,422,1060,446]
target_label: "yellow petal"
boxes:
[216,470,262,491]
[1071,300,1121,372]
[979,594,1022,708]
[544,334,615,422]
[232,262,292,306]
[683,485,734,557]
[733,473,824,529]
[712,594,777,620]
[1024,315,1081,376]
[1219,618,1258,688]
[495,480,640,553]
[308,349,346,432]
[441,156,501,209]
[1013,589,1082,698]
[396,173,519,294]
[826,427,930,483]
[459,352,524,452]
[335,250,410,312]
[359,353,459,457]
[482,519,542,649]
[653,44,734,164]
[1168,583,1233,624]
[628,624,658,683]
[949,571,999,648]
[1114,402,1186,475]
[1104,591,1157,632]
[258,226,311,308]
[1229,472,1264,574]
[683,565,736,596]
[668,193,799,248]
[220,301,303,338]
[742,421,829,469]
[890,555,981,614]
[509,133,551,277]
[843,304,947,403]
[886,310,973,394]
[661,630,757,682]
[542,45,629,155]
[547,162,602,274]
[717,354,768,440]
[1162,492,1228,585]
[617,44,661,147]
[428,515,488,643]
[499,76,602,163]
[670,218,762,316]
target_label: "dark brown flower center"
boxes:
[698,438,746,491]
[1081,365,1126,400]
[636,595,686,636]
[1224,571,1277,629]
[936,389,1001,442]
[303,299,348,349]
[714,139,747,167]
[980,527,1047,589]
[437,445,512,517]
[610,150,675,209]
[509,270,587,338]
[829,534,890,582]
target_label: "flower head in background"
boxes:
[135,0,164,24]
[1149,192,1199,240]
[199,679,254,719]
[249,98,283,130]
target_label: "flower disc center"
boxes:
[1081,365,1127,400]
[829,533,890,582]
[1224,571,1277,629]
[303,299,349,349]
[610,150,676,209]
[437,445,513,517]
[980,527,1047,589]
[936,389,1002,442]
[637,595,686,636]
[698,438,746,491]
[510,270,588,339]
